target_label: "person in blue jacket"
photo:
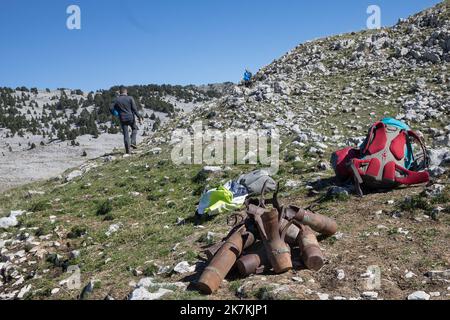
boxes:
[243,69,252,87]
[109,86,143,154]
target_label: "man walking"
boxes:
[110,86,143,154]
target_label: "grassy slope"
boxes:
[1,139,448,300]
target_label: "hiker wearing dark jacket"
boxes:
[110,87,143,154]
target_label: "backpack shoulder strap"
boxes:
[407,130,430,170]
[362,121,385,155]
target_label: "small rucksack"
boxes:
[331,118,430,196]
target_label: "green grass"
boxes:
[399,195,431,212]
[0,139,310,298]
[96,199,113,216]
[29,200,52,212]
[253,286,276,300]
[228,280,243,295]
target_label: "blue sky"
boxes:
[0,0,442,91]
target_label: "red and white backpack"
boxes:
[331,118,430,196]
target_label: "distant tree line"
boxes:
[1,84,225,141]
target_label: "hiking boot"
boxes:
[131,144,138,149]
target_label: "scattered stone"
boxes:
[0,210,26,229]
[328,186,349,197]
[65,170,83,182]
[171,243,180,252]
[202,166,222,173]
[176,217,185,225]
[342,87,354,94]
[292,277,304,283]
[105,223,122,237]
[133,268,143,277]
[103,155,116,162]
[304,289,314,295]
[333,232,344,240]
[425,270,450,281]
[431,206,444,220]
[149,148,162,155]
[318,162,330,171]
[423,51,440,63]
[26,190,45,198]
[285,180,301,188]
[407,291,430,300]
[80,280,98,300]
[70,250,81,260]
[17,284,32,299]
[58,265,81,290]
[173,261,196,274]
[129,287,173,300]
[429,166,446,177]
[317,293,329,300]
[336,269,346,280]
[0,291,18,300]
[425,184,445,197]
[361,291,378,300]
[206,232,216,242]
[429,292,440,297]
[271,285,292,297]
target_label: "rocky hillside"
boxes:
[0,2,449,300]
[174,1,449,144]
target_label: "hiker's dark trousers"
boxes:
[120,120,138,154]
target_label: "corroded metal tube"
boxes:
[197,231,243,294]
[279,218,300,246]
[297,225,324,271]
[236,242,268,277]
[285,206,337,236]
[260,208,292,274]
[204,229,255,261]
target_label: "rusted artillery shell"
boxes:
[297,225,324,271]
[204,241,224,261]
[242,230,256,250]
[197,231,243,294]
[260,208,292,273]
[279,218,300,246]
[204,229,255,261]
[285,206,337,236]
[236,242,268,277]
